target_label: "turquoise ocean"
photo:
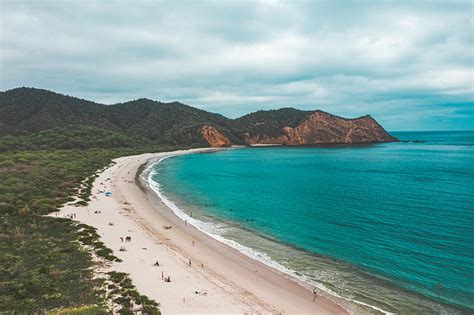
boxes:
[149,131,474,314]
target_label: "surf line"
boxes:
[143,154,393,315]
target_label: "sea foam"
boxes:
[144,155,392,315]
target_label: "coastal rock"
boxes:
[200,125,232,147]
[244,111,397,145]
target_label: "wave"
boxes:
[144,155,393,315]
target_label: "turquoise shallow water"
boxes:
[151,131,474,314]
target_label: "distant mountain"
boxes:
[0,87,397,149]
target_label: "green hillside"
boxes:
[0,88,240,148]
[1,87,396,149]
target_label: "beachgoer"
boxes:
[188,259,191,266]
[161,271,164,280]
[120,237,124,242]
[192,240,195,246]
[312,288,318,302]
[185,220,187,227]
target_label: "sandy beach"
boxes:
[56,148,349,314]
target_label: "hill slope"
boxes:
[0,87,397,149]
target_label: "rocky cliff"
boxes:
[242,110,397,145]
[200,125,232,147]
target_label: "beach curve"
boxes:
[56,148,351,314]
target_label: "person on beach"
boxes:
[188,259,191,266]
[161,271,164,280]
[312,288,318,302]
[120,237,123,242]
[185,220,187,227]
[192,240,195,246]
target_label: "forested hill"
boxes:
[0,87,397,150]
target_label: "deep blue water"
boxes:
[151,131,474,314]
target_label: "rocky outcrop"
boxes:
[244,111,397,145]
[200,125,232,147]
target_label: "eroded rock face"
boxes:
[200,125,232,147]
[244,111,397,145]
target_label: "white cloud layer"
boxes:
[1,0,473,130]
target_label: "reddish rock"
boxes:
[244,111,396,145]
[200,125,232,147]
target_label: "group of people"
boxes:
[118,235,133,251]
[161,271,171,282]
[66,213,76,219]
[154,257,198,286]
[119,236,132,242]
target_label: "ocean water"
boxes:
[150,131,474,314]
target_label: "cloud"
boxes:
[0,0,472,130]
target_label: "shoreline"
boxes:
[57,148,350,314]
[145,152,394,315]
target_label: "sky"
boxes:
[1,0,473,131]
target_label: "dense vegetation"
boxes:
[235,108,312,139]
[0,143,171,312]
[0,87,333,147]
[1,87,396,148]
[0,88,240,147]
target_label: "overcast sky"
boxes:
[1,0,473,130]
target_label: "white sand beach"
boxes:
[56,148,348,314]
